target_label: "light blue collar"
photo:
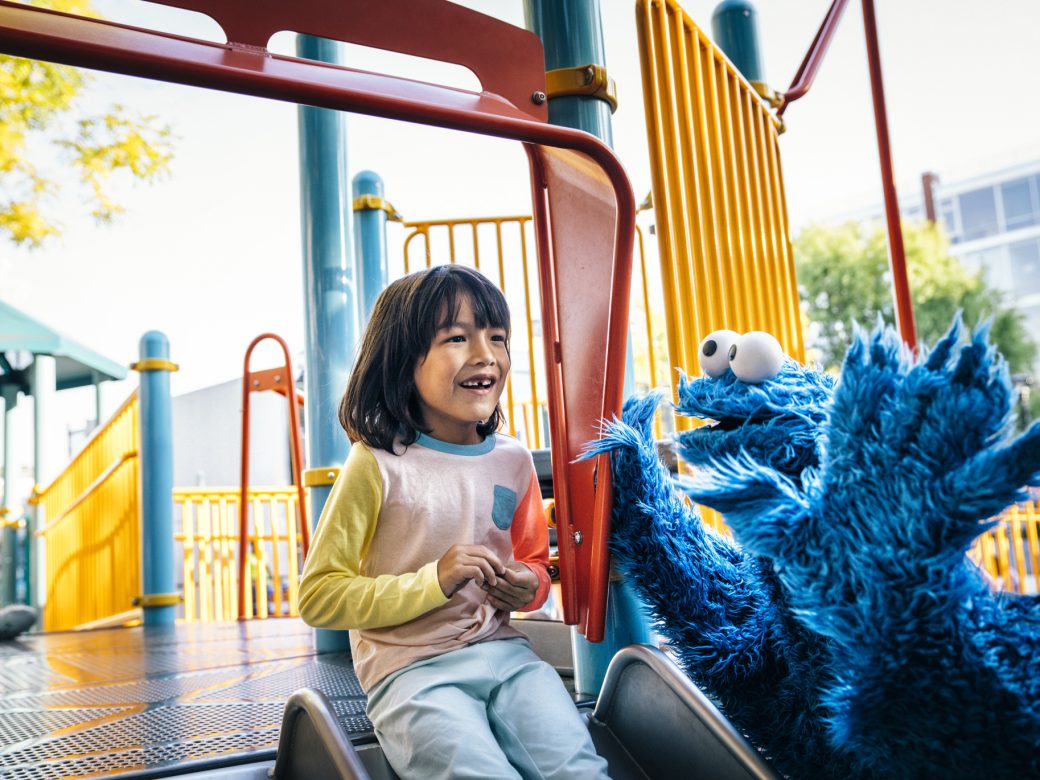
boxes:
[415,432,496,456]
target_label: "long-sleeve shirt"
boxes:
[299,431,551,691]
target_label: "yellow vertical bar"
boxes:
[691,28,725,332]
[1026,502,1039,593]
[471,222,481,272]
[753,107,783,335]
[208,494,218,622]
[995,524,1011,589]
[198,499,212,622]
[727,72,765,330]
[268,494,283,616]
[254,496,268,619]
[714,60,748,333]
[182,498,196,622]
[671,11,713,365]
[495,220,517,437]
[1010,511,1028,595]
[742,90,775,335]
[764,123,801,357]
[698,36,732,330]
[518,220,541,448]
[286,495,300,616]
[638,0,690,421]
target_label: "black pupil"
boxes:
[729,344,738,360]
[703,340,717,357]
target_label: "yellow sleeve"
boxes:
[298,443,449,630]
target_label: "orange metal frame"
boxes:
[237,333,310,620]
[0,0,636,640]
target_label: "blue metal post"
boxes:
[711,0,766,83]
[352,170,390,327]
[1,385,18,605]
[138,331,176,627]
[524,0,613,145]
[524,0,654,696]
[297,34,357,653]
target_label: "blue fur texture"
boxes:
[592,318,1040,778]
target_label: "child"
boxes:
[299,265,610,780]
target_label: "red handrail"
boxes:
[777,0,850,117]
[238,333,310,620]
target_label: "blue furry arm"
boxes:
[585,394,791,681]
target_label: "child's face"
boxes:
[414,296,510,445]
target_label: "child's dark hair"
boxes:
[340,265,511,453]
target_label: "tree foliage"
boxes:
[0,0,174,247]
[794,220,1037,375]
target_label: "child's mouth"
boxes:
[460,376,496,393]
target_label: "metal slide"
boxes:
[270,645,781,780]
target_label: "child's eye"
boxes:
[491,334,506,343]
[446,335,466,343]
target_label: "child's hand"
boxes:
[484,562,539,612]
[437,545,504,597]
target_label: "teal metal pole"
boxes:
[138,331,176,627]
[297,34,357,654]
[1,385,17,605]
[711,0,766,83]
[524,0,613,145]
[352,170,390,328]
[524,0,654,696]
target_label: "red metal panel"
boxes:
[0,0,635,640]
[528,147,634,640]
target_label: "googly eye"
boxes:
[729,331,783,383]
[699,329,740,378]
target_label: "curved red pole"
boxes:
[238,333,310,620]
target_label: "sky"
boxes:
[3,0,1040,477]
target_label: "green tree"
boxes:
[0,0,174,247]
[794,220,1037,375]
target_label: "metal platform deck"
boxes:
[0,619,369,780]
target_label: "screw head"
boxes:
[573,531,584,545]
[532,91,547,105]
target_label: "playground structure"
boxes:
[1,0,1039,778]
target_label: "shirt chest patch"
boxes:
[491,485,517,530]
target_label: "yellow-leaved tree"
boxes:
[0,0,174,247]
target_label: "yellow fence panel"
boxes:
[35,392,141,631]
[637,0,804,426]
[174,487,303,622]
[970,502,1040,595]
[400,216,667,446]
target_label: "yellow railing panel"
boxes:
[399,216,668,447]
[637,0,804,430]
[174,487,303,622]
[36,392,141,631]
[972,501,1040,595]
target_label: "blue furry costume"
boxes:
[587,320,1040,778]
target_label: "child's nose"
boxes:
[471,335,496,365]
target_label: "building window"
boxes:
[1001,177,1039,232]
[1009,238,1040,297]
[958,186,1000,242]
[939,197,959,242]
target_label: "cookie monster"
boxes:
[684,319,1040,778]
[583,329,850,779]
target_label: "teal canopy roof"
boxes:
[0,300,127,392]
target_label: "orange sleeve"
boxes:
[510,469,551,612]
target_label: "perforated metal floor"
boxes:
[0,619,369,779]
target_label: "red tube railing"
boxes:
[238,333,310,620]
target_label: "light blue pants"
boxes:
[366,638,611,780]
